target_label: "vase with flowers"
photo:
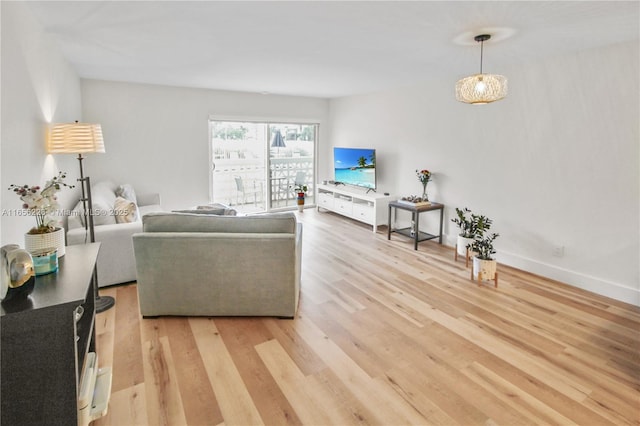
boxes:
[294,184,308,212]
[416,169,432,201]
[8,171,74,256]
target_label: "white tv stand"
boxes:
[317,183,394,232]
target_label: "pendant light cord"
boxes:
[474,34,490,75]
[479,39,484,74]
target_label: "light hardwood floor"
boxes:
[94,209,640,426]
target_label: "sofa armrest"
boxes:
[294,223,302,311]
[137,192,161,207]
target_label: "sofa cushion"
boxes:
[142,211,297,234]
[116,183,138,204]
[69,200,86,229]
[114,196,139,223]
[91,181,117,226]
[92,181,117,207]
[92,199,117,226]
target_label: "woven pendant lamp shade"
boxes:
[47,123,105,154]
[455,34,508,105]
[455,73,508,105]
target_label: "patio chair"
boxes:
[234,176,261,205]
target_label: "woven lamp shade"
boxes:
[47,123,105,154]
[455,73,508,105]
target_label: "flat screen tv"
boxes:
[333,147,376,190]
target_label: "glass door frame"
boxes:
[208,116,318,214]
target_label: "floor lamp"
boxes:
[48,122,115,313]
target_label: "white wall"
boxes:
[80,80,329,211]
[328,41,639,306]
[1,2,82,246]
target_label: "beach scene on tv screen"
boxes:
[334,148,376,189]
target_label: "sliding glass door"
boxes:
[209,120,316,214]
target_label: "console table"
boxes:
[387,201,444,250]
[1,243,107,426]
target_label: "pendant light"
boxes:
[455,34,507,105]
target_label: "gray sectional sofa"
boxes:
[133,211,302,318]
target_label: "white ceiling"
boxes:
[25,1,640,98]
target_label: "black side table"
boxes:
[388,201,444,250]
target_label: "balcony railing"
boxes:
[212,157,314,212]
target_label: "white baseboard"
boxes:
[496,250,639,307]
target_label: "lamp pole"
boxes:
[77,155,114,313]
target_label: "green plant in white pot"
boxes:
[451,207,474,257]
[470,232,499,286]
[451,207,493,264]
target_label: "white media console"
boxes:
[317,183,394,232]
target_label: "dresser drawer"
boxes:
[318,192,334,209]
[334,197,353,215]
[352,203,374,223]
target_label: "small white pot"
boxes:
[24,227,65,257]
[472,256,497,281]
[456,235,474,256]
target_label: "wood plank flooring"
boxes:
[94,209,640,426]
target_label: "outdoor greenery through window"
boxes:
[209,120,316,213]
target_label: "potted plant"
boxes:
[294,184,308,212]
[451,207,491,259]
[8,171,74,257]
[470,232,500,286]
[451,207,475,258]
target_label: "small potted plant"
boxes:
[294,184,308,212]
[470,232,500,286]
[451,207,475,258]
[8,171,74,256]
[451,208,492,261]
